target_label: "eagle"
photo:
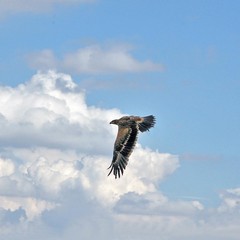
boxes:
[108,115,156,179]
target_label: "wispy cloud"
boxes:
[0,0,94,16]
[27,45,164,74]
[218,188,240,211]
[180,153,221,161]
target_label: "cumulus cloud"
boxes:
[27,45,164,74]
[0,157,15,177]
[0,70,239,240]
[0,70,176,229]
[0,71,117,152]
[0,0,94,16]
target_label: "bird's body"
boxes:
[108,115,156,179]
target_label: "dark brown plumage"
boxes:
[108,115,156,179]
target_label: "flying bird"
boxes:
[108,115,156,179]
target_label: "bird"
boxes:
[108,115,156,179]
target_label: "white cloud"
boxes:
[0,70,239,240]
[0,196,56,221]
[0,157,15,177]
[0,70,117,152]
[0,69,177,207]
[27,45,164,74]
[218,188,240,212]
[0,0,94,16]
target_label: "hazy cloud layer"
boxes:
[0,71,239,239]
[0,0,94,16]
[27,45,164,74]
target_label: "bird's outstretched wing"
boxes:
[134,115,156,132]
[108,125,138,179]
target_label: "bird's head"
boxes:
[110,119,118,125]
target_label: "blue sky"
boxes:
[0,0,240,239]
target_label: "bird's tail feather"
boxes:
[138,115,156,132]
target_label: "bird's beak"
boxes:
[110,120,116,124]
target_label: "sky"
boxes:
[0,0,240,239]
